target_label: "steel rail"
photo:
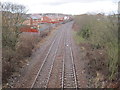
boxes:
[70,46,78,89]
[69,27,78,89]
[61,23,78,89]
[30,27,62,89]
[45,29,63,88]
[61,28,66,89]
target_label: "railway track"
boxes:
[30,22,78,89]
[13,22,85,88]
[30,26,63,88]
[61,22,78,89]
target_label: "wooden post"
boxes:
[30,17,33,26]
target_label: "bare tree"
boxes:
[1,2,27,48]
[1,2,28,84]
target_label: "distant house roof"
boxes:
[30,14,42,19]
[41,16,51,22]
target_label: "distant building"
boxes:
[41,16,51,23]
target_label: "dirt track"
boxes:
[14,22,87,88]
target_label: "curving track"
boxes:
[31,24,63,88]
[14,21,87,89]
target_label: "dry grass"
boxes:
[73,13,119,87]
[2,29,51,84]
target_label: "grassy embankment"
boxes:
[73,14,119,88]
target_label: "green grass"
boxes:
[73,31,87,44]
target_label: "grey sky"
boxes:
[1,0,119,15]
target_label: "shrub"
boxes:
[74,13,119,80]
[78,25,91,39]
[16,33,41,60]
[2,2,27,84]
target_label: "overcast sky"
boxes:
[1,0,119,15]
